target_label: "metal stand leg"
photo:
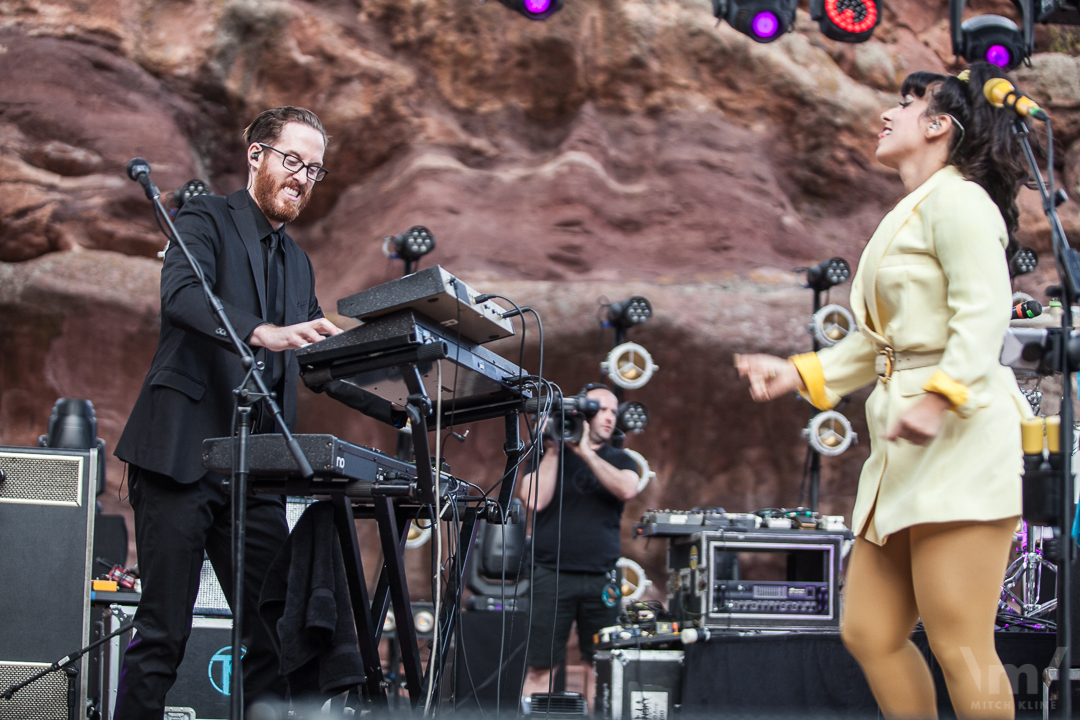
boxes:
[229,404,252,720]
[374,498,424,706]
[331,495,387,705]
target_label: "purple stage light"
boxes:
[985,44,1011,68]
[751,10,781,40]
[524,0,551,13]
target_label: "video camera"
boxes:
[524,395,601,445]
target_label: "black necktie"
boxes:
[264,231,285,396]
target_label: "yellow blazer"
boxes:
[793,166,1026,544]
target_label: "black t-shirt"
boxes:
[532,443,639,573]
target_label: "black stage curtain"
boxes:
[681,631,1056,717]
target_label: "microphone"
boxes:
[983,78,1048,121]
[126,157,160,200]
[1011,299,1043,320]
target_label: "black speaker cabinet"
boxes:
[96,606,235,720]
[0,446,98,720]
[454,610,529,713]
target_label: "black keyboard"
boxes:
[202,433,459,503]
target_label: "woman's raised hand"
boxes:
[734,354,805,402]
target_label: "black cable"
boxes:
[517,382,565,717]
[1047,119,1055,203]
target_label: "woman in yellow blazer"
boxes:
[737,61,1030,720]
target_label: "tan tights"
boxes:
[840,517,1018,720]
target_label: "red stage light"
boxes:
[812,0,879,42]
[825,0,878,34]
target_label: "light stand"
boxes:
[803,257,850,512]
[128,160,314,720]
[605,296,653,403]
[1011,117,1078,718]
[383,226,437,463]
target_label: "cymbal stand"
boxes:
[1001,521,1057,621]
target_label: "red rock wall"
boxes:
[1,0,1078,598]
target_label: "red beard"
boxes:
[253,162,311,224]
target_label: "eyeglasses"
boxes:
[257,143,328,182]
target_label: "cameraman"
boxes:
[518,383,641,704]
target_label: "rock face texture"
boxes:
[1,0,1079,603]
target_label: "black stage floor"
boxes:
[681,630,1057,718]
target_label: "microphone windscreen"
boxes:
[126,157,150,181]
[983,78,1013,108]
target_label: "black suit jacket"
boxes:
[116,189,395,484]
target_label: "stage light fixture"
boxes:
[616,557,652,602]
[601,342,658,390]
[713,0,797,42]
[622,449,657,493]
[803,410,857,456]
[405,520,431,549]
[617,401,650,434]
[413,608,436,635]
[495,0,563,20]
[1036,0,1080,25]
[383,610,396,634]
[809,304,856,347]
[607,296,652,329]
[810,0,880,42]
[39,398,106,495]
[950,0,1032,71]
[1010,246,1039,278]
[804,257,851,292]
[383,226,436,262]
[173,179,212,211]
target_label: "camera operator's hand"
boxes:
[568,419,596,460]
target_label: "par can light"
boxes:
[805,257,851,292]
[617,401,650,434]
[384,225,436,262]
[811,0,880,42]
[961,15,1025,69]
[950,0,1033,72]
[1010,246,1039,278]
[405,520,432,549]
[607,296,653,329]
[413,608,436,635]
[496,0,563,20]
[803,410,857,456]
[601,342,658,390]
[809,304,856,347]
[713,0,796,42]
[616,556,652,602]
[622,449,657,493]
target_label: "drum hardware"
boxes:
[1000,520,1057,622]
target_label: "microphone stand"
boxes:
[0,621,137,706]
[136,177,315,720]
[1012,117,1078,719]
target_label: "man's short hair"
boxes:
[580,382,614,396]
[243,106,328,150]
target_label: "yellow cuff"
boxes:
[790,352,834,411]
[922,370,969,409]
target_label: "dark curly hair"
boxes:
[900,62,1029,255]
